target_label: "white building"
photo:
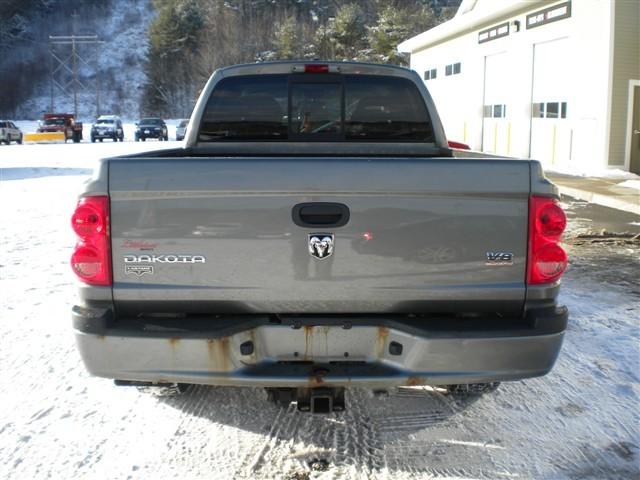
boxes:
[398,0,640,174]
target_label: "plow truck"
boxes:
[25,113,83,143]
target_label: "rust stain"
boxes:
[309,367,328,386]
[303,325,314,360]
[168,337,180,347]
[96,335,105,341]
[321,326,330,356]
[376,327,389,358]
[405,376,426,387]
[207,337,231,372]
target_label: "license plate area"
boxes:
[257,325,388,362]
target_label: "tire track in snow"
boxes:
[232,402,290,478]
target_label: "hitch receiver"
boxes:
[266,387,346,413]
[297,387,346,414]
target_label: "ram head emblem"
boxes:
[308,234,334,259]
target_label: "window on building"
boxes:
[527,1,571,29]
[532,101,568,119]
[546,102,559,118]
[533,102,545,118]
[484,104,507,118]
[423,68,437,80]
[445,63,461,76]
[478,22,510,44]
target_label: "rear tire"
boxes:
[445,382,500,397]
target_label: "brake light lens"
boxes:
[535,201,566,238]
[304,64,329,73]
[447,140,471,150]
[527,196,567,285]
[70,196,111,286]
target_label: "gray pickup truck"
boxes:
[71,61,568,412]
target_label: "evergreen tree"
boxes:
[368,3,438,65]
[143,0,204,116]
[274,16,299,60]
[330,4,367,60]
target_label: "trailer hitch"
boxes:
[266,387,346,413]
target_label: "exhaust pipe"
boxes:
[114,380,188,393]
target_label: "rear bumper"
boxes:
[136,130,164,138]
[92,131,118,138]
[73,307,567,388]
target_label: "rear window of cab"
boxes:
[198,74,434,143]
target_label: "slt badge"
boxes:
[309,234,334,259]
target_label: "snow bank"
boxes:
[546,165,640,180]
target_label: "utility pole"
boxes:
[49,12,104,117]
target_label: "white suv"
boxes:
[0,121,22,145]
[91,115,124,142]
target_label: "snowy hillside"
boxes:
[3,0,154,121]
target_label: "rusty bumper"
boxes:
[73,307,567,388]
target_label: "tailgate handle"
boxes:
[292,203,350,228]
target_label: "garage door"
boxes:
[530,38,572,167]
[482,52,510,155]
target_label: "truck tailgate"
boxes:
[109,157,530,314]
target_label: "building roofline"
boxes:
[398,0,551,53]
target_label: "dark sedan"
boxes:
[135,118,168,141]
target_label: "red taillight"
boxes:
[71,196,111,286]
[447,140,471,150]
[536,201,566,238]
[527,196,568,285]
[304,64,329,73]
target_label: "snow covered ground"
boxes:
[0,142,638,479]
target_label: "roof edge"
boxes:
[398,0,550,53]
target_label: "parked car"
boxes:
[91,115,124,142]
[71,62,569,413]
[175,119,188,141]
[0,120,22,144]
[135,118,168,141]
